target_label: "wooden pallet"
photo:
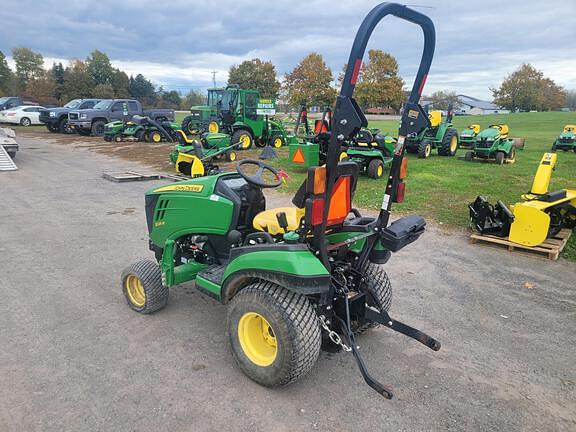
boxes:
[470,229,572,261]
[102,170,189,182]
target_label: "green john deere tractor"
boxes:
[464,124,523,164]
[552,124,576,152]
[181,88,223,135]
[104,115,180,143]
[121,2,441,399]
[346,128,395,179]
[405,106,459,158]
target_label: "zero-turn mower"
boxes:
[469,152,575,246]
[464,124,525,164]
[459,124,481,149]
[121,2,440,399]
[169,131,240,177]
[405,105,459,158]
[552,124,576,152]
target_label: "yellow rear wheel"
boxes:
[450,135,458,153]
[238,312,277,367]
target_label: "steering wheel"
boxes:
[236,160,282,188]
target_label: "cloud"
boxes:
[1,0,574,99]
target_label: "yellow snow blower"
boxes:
[469,152,575,246]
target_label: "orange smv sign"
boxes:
[292,147,305,164]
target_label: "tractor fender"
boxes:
[220,246,330,303]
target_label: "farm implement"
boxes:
[552,124,576,152]
[405,105,459,158]
[469,152,575,246]
[104,115,179,143]
[463,124,525,164]
[121,2,441,399]
[169,131,240,177]
[459,124,480,149]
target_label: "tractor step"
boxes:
[102,170,189,182]
[470,228,572,261]
[0,145,17,171]
[197,264,226,285]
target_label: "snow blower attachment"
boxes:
[470,153,576,246]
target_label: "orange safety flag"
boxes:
[292,147,305,164]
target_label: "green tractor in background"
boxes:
[104,115,180,142]
[459,123,481,149]
[464,124,521,164]
[181,88,222,135]
[552,124,576,152]
[405,106,459,158]
[346,128,395,179]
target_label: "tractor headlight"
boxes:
[80,113,87,120]
[49,112,56,117]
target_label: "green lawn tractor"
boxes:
[464,124,524,164]
[121,3,441,400]
[405,106,459,158]
[104,115,180,143]
[459,124,480,149]
[552,124,576,152]
[346,128,395,179]
[169,130,240,177]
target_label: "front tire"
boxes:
[270,134,285,148]
[418,140,432,158]
[121,260,168,314]
[367,158,384,179]
[495,151,505,165]
[227,281,321,387]
[59,118,72,134]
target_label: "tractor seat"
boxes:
[252,207,305,235]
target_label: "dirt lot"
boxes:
[1,131,575,432]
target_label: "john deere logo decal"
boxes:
[154,184,204,193]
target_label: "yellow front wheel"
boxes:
[121,260,168,314]
[227,282,321,387]
[149,131,162,143]
[208,121,219,133]
[225,150,237,162]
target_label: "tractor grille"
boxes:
[69,112,79,120]
[475,139,493,149]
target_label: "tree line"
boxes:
[0,48,205,110]
[0,47,572,112]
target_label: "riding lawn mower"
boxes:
[552,124,576,152]
[464,124,524,164]
[459,124,481,149]
[121,2,441,399]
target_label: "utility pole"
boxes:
[211,70,217,89]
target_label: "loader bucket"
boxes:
[509,205,550,246]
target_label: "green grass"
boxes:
[261,111,576,260]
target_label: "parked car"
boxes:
[0,96,38,111]
[0,105,46,126]
[67,99,175,136]
[39,99,101,133]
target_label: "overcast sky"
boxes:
[1,0,575,100]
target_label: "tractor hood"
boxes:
[559,131,575,140]
[477,127,500,140]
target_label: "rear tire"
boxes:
[507,145,516,162]
[181,116,199,135]
[495,151,505,165]
[440,128,459,156]
[355,263,392,334]
[232,130,253,150]
[367,158,384,179]
[227,281,321,387]
[121,260,168,314]
[20,117,31,127]
[418,140,432,158]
